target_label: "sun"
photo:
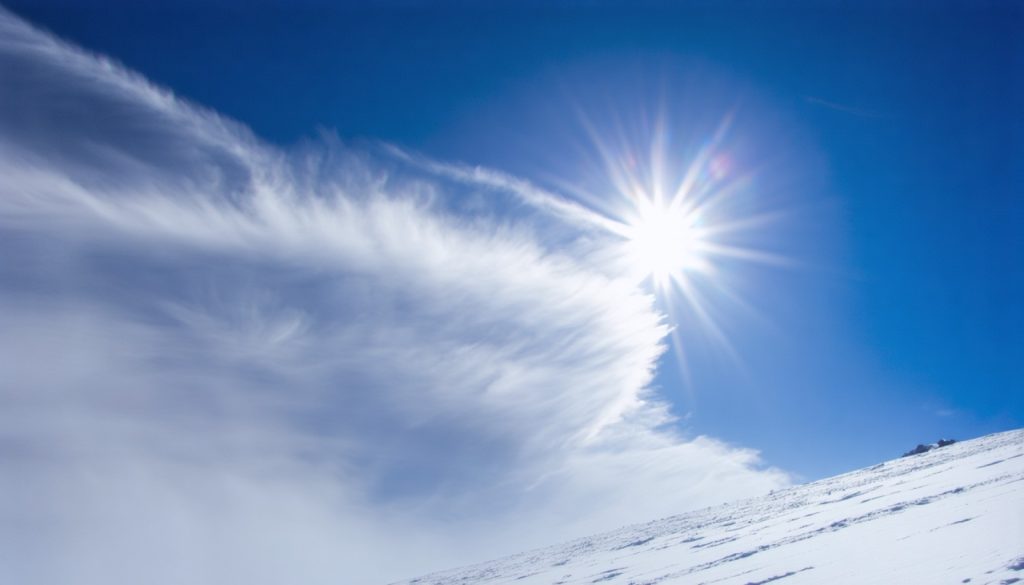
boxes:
[557,109,791,387]
[623,194,705,286]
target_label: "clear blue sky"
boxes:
[9,0,1020,480]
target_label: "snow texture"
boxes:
[393,429,1024,585]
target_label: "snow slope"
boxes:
[393,429,1024,585]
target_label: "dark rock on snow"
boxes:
[902,438,957,458]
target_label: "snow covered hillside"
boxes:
[394,429,1024,585]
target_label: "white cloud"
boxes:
[0,7,789,584]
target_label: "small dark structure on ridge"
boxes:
[902,438,957,458]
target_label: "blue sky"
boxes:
[0,1,1020,583]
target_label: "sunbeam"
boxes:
[569,111,792,381]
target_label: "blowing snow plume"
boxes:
[0,8,789,585]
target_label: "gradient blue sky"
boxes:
[16,0,1018,477]
[0,1,1020,583]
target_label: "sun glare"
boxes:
[584,112,784,301]
[624,195,703,285]
[569,110,791,382]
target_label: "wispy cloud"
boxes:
[804,95,884,119]
[0,7,789,584]
[385,144,626,234]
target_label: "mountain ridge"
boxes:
[393,428,1024,585]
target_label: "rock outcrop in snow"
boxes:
[393,429,1024,585]
[902,438,958,457]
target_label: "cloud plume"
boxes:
[0,7,788,584]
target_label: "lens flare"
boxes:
[567,110,791,386]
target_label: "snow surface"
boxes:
[393,429,1024,585]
